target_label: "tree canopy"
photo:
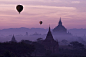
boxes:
[0,42,35,57]
[69,41,84,49]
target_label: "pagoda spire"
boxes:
[59,17,62,25]
[11,35,17,42]
[60,17,61,20]
[45,26,54,40]
[49,25,50,31]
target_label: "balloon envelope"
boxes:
[16,5,23,14]
[39,21,43,25]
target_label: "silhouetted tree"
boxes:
[4,51,12,57]
[36,38,43,43]
[69,41,84,49]
[21,40,32,44]
[32,42,46,56]
[0,42,35,57]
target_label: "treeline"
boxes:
[0,38,86,57]
[0,39,46,57]
[0,41,35,57]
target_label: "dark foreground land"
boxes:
[0,40,86,57]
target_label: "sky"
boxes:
[0,0,86,29]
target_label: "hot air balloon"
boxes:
[16,5,23,14]
[39,21,43,25]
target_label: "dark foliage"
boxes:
[0,41,35,57]
[36,38,43,43]
[69,41,84,49]
[21,40,32,44]
[32,42,46,53]
[4,51,12,57]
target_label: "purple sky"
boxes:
[0,0,86,29]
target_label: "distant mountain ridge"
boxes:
[0,27,86,36]
[0,27,48,36]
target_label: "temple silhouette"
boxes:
[11,35,17,42]
[53,17,71,35]
[42,26,59,53]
